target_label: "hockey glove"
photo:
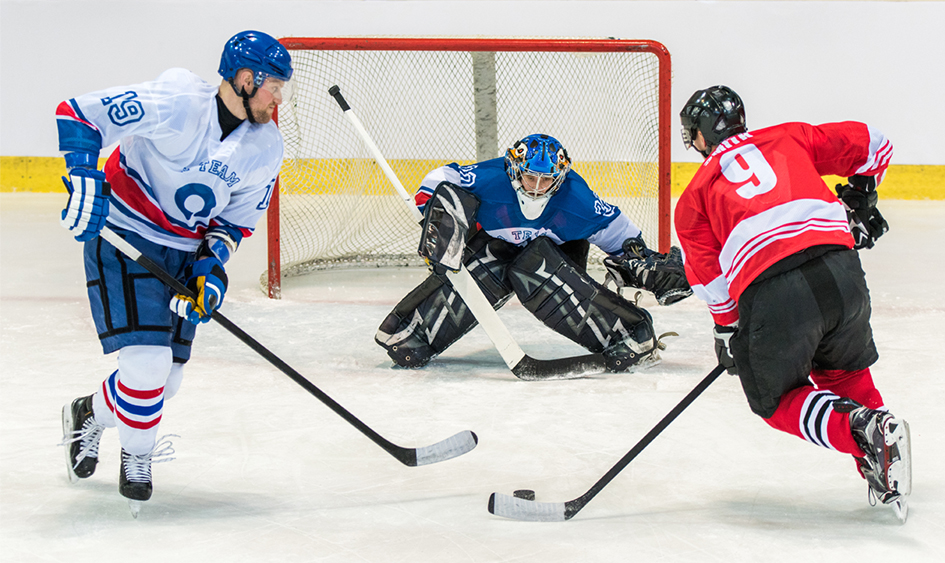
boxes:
[418,182,481,273]
[713,324,738,375]
[60,168,111,242]
[835,176,889,250]
[604,237,692,306]
[169,256,228,324]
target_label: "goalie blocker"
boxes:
[377,187,659,372]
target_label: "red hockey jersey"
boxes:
[675,121,892,326]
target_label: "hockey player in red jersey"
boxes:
[674,85,911,520]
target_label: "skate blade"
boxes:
[623,350,662,373]
[128,500,143,519]
[891,497,908,523]
[886,419,912,497]
[61,404,79,485]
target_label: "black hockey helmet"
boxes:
[679,85,746,156]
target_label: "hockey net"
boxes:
[267,37,671,298]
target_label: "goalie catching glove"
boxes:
[836,175,888,250]
[604,236,693,305]
[169,256,228,324]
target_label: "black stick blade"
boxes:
[511,353,607,381]
[488,492,571,522]
[409,430,478,467]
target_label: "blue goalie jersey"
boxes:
[415,158,641,255]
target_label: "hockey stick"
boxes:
[488,364,726,520]
[98,226,478,467]
[328,85,606,381]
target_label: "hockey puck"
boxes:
[513,489,536,501]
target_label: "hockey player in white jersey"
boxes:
[58,30,292,514]
[375,134,691,373]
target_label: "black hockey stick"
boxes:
[328,84,607,381]
[98,227,478,467]
[488,364,725,520]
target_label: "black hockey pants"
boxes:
[730,246,879,418]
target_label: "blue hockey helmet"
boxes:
[218,30,293,88]
[505,134,571,219]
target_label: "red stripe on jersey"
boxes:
[104,150,206,240]
[415,191,432,208]
[117,380,165,400]
[56,100,99,131]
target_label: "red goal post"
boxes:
[267,37,672,298]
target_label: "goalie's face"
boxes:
[519,172,556,198]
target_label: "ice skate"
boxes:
[119,436,178,518]
[602,339,661,373]
[850,406,912,522]
[60,395,105,483]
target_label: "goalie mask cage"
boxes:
[267,37,671,298]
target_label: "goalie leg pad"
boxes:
[508,237,657,371]
[376,232,518,368]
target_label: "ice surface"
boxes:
[2,194,943,561]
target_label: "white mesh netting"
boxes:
[271,38,666,289]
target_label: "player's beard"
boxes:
[251,104,275,124]
[249,99,276,124]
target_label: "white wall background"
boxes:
[2,0,943,164]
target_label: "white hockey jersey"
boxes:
[56,68,283,251]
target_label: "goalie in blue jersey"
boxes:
[375,134,691,372]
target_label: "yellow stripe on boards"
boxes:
[2,156,942,200]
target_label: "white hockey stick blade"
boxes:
[413,430,479,466]
[488,492,568,522]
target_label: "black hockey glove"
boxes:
[603,236,693,305]
[835,175,889,250]
[713,324,737,375]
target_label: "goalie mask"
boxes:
[679,85,746,157]
[505,134,571,220]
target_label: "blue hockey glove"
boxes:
[713,324,738,375]
[169,256,228,324]
[60,168,110,242]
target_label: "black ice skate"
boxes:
[60,395,105,483]
[602,337,661,373]
[119,436,178,518]
[849,406,912,522]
